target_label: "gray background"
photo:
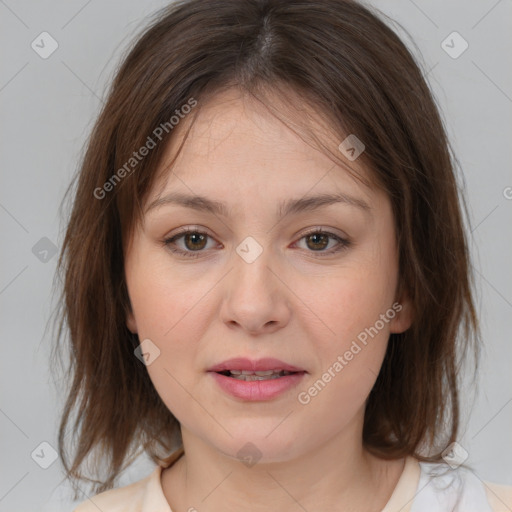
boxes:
[1,0,511,510]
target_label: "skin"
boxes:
[124,87,413,512]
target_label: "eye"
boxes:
[293,227,351,257]
[163,227,350,259]
[163,227,216,259]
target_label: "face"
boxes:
[124,88,413,463]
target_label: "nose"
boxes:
[219,243,291,335]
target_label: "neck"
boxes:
[161,421,405,512]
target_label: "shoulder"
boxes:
[72,465,170,512]
[484,482,512,512]
[412,460,512,512]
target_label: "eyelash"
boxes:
[162,227,351,259]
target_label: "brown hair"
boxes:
[52,0,480,497]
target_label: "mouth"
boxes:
[208,361,307,401]
[215,369,300,381]
[207,357,306,377]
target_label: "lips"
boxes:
[207,357,306,374]
[209,361,307,400]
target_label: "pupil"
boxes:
[185,233,206,250]
[307,233,328,250]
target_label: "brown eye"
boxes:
[305,232,330,251]
[163,228,215,259]
[164,227,350,260]
[295,228,351,257]
[182,232,208,251]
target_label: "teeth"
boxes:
[233,369,289,375]
[225,369,294,381]
[231,374,284,381]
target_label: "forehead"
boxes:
[146,87,377,214]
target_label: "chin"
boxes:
[211,427,304,465]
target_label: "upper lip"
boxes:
[208,357,306,373]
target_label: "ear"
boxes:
[389,286,414,334]
[126,305,138,334]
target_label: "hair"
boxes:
[51,0,480,498]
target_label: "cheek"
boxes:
[126,264,208,418]
[294,276,392,422]
[127,252,212,339]
[125,252,217,385]
[292,244,398,402]
[295,260,397,349]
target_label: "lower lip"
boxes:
[209,371,306,401]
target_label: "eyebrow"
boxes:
[145,191,371,219]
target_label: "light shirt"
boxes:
[73,452,512,512]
